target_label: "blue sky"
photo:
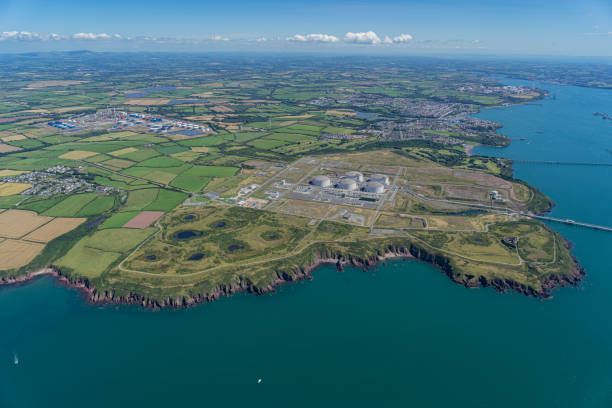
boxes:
[1,0,611,56]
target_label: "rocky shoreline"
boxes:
[0,242,584,310]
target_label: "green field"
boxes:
[55,240,121,277]
[143,189,187,211]
[0,195,24,208]
[169,166,212,191]
[137,156,185,168]
[76,195,116,217]
[42,193,98,217]
[248,138,289,149]
[267,133,315,143]
[123,189,159,211]
[101,211,141,229]
[178,136,225,147]
[55,228,155,277]
[19,196,65,213]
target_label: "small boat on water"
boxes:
[13,354,19,365]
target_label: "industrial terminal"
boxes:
[274,168,395,209]
[44,109,212,136]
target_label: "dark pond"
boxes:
[227,245,244,252]
[445,209,487,216]
[176,230,199,239]
[188,253,204,261]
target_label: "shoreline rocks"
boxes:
[0,241,585,310]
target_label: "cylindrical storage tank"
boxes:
[310,175,331,187]
[363,181,385,193]
[344,171,364,182]
[368,174,389,185]
[337,177,357,191]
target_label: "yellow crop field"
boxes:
[124,98,170,106]
[24,80,86,89]
[0,182,31,196]
[23,217,86,243]
[211,105,234,113]
[144,170,176,185]
[191,147,211,153]
[53,106,95,113]
[276,120,297,127]
[0,210,53,239]
[277,114,313,119]
[102,158,134,169]
[109,147,138,156]
[0,134,26,142]
[0,143,21,153]
[325,110,357,117]
[59,150,98,160]
[0,239,45,270]
[0,170,28,177]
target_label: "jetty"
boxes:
[528,215,612,232]
[513,160,612,167]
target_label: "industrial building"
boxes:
[363,181,385,194]
[345,171,364,182]
[337,177,358,191]
[311,175,332,187]
[368,174,390,185]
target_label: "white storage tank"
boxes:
[363,181,385,193]
[310,175,331,187]
[345,171,364,182]
[337,177,357,191]
[368,174,389,185]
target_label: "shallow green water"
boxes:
[1,81,612,407]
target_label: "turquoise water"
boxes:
[2,82,612,407]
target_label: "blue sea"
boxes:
[1,81,611,407]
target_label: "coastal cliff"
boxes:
[1,237,583,310]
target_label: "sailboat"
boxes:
[13,353,19,365]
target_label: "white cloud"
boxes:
[383,36,392,44]
[211,35,229,41]
[286,33,339,43]
[72,32,112,40]
[344,31,381,44]
[0,31,63,41]
[393,34,413,43]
